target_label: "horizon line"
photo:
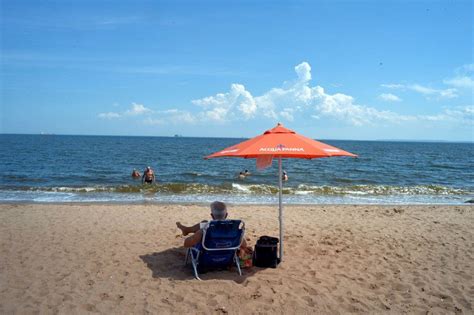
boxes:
[1,132,473,144]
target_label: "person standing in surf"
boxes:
[142,166,155,184]
[282,171,288,181]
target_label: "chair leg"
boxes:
[184,248,189,266]
[188,249,202,280]
[191,259,202,281]
[234,253,242,276]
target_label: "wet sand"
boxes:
[0,203,472,314]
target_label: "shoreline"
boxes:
[1,203,472,313]
[0,201,473,206]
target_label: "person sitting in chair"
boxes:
[176,201,248,251]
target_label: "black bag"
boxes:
[253,236,280,268]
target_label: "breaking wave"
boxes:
[3,183,471,196]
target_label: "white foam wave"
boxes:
[231,183,251,193]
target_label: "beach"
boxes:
[0,203,472,314]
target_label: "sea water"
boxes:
[0,134,473,204]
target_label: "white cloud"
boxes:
[142,109,196,125]
[410,84,457,98]
[419,106,473,124]
[381,83,404,89]
[190,62,471,126]
[143,117,165,125]
[141,109,196,125]
[444,64,474,89]
[279,108,295,121]
[200,107,229,123]
[444,76,474,89]
[382,83,458,99]
[125,103,151,115]
[98,112,121,119]
[101,62,472,128]
[98,103,152,119]
[192,83,256,122]
[312,88,414,126]
[294,62,312,82]
[192,62,413,126]
[409,84,436,95]
[162,109,196,124]
[378,93,402,102]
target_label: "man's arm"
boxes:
[184,229,203,248]
[238,238,249,256]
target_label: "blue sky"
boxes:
[1,0,473,141]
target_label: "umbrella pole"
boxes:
[278,156,283,261]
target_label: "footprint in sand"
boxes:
[250,292,262,299]
[82,304,97,312]
[99,293,109,300]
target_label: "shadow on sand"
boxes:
[140,247,261,282]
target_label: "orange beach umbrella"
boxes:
[206,123,357,261]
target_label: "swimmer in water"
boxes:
[282,171,288,182]
[142,166,155,184]
[238,172,246,180]
[131,169,141,178]
[243,169,251,176]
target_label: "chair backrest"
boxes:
[197,220,245,271]
[202,220,244,251]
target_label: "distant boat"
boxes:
[174,134,183,137]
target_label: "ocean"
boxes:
[0,134,473,204]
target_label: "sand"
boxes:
[0,203,472,314]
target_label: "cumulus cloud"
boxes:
[143,117,165,125]
[378,93,402,102]
[444,77,474,89]
[98,112,121,119]
[100,62,472,128]
[311,88,414,126]
[381,83,404,89]
[99,104,196,125]
[279,108,295,122]
[98,103,152,119]
[162,109,196,124]
[294,62,312,82]
[125,103,151,115]
[419,105,473,124]
[444,64,474,89]
[381,83,458,99]
[192,61,414,126]
[411,84,458,99]
[192,83,256,122]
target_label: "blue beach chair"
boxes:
[184,220,245,280]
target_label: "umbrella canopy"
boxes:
[206,123,356,159]
[205,123,357,261]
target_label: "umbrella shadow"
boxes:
[139,247,261,282]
